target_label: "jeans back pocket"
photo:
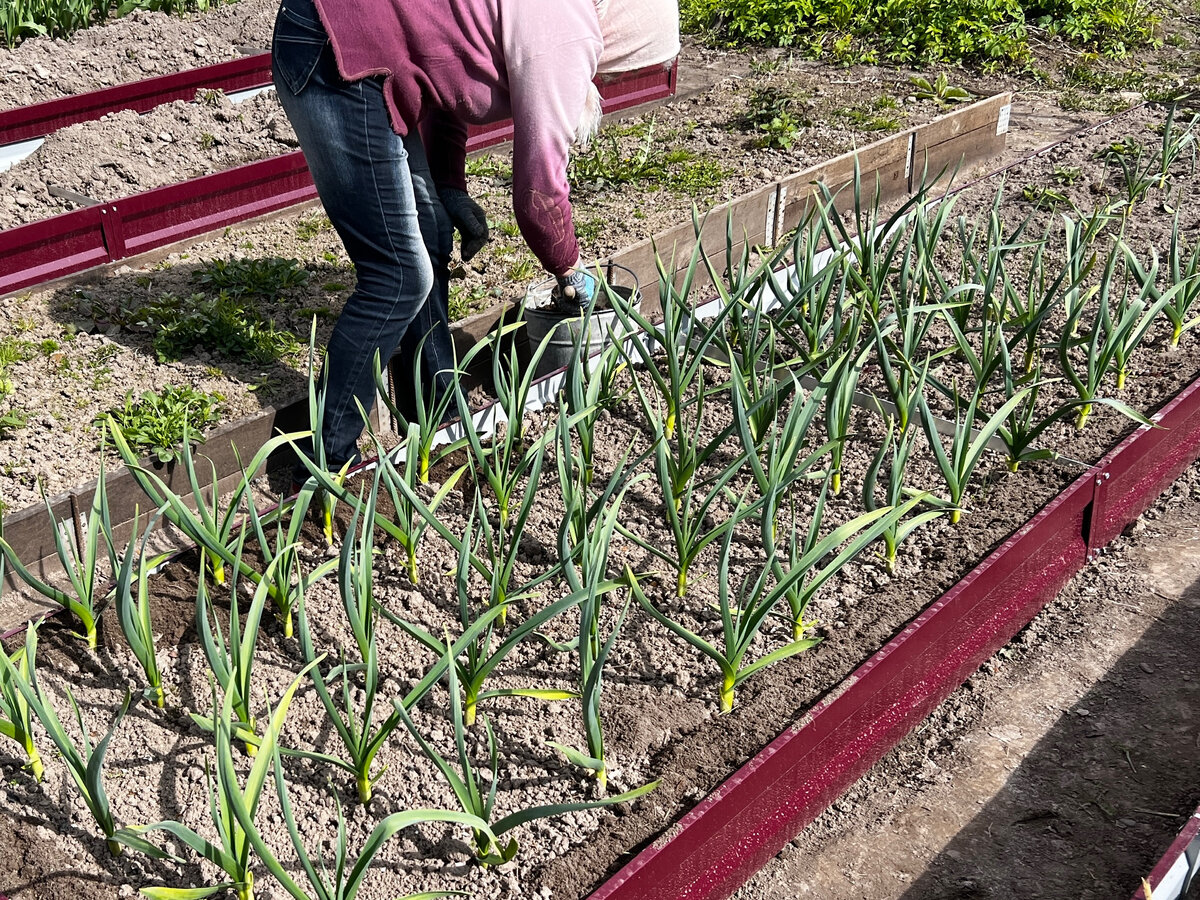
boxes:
[272,0,329,97]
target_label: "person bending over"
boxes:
[272,0,680,483]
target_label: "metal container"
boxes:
[522,264,641,380]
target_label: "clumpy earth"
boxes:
[3,3,1200,900]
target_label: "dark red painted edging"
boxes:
[1,54,677,150]
[587,362,1200,900]
[1134,804,1200,900]
[0,60,677,296]
[1089,374,1200,551]
[0,53,273,146]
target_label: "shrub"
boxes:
[680,0,1159,64]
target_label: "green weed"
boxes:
[745,86,810,149]
[295,213,332,242]
[193,256,309,296]
[138,292,302,364]
[570,118,728,195]
[102,385,224,463]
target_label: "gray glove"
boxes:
[440,187,489,262]
[552,268,598,313]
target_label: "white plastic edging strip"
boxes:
[1148,814,1200,900]
[228,85,275,105]
[0,137,44,174]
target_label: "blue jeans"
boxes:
[272,0,456,476]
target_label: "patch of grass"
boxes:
[1058,89,1129,113]
[102,385,225,464]
[570,118,729,195]
[448,283,491,322]
[138,291,302,364]
[0,336,35,371]
[296,213,332,242]
[505,257,540,284]
[496,219,522,239]
[837,95,907,132]
[664,155,729,195]
[573,216,606,245]
[466,155,514,180]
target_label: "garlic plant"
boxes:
[393,644,657,865]
[192,543,280,756]
[862,416,943,573]
[550,460,639,789]
[110,420,308,596]
[111,506,168,708]
[917,384,1031,523]
[1057,244,1170,428]
[0,615,44,781]
[633,489,912,713]
[0,450,116,650]
[0,625,146,857]
[292,477,509,803]
[381,423,468,584]
[624,361,748,597]
[383,500,587,727]
[1124,221,1200,350]
[122,664,319,900]
[373,333,469,485]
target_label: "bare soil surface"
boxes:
[3,5,1200,900]
[0,4,275,108]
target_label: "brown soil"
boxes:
[3,6,1200,900]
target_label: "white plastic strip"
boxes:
[1144,813,1200,900]
[765,187,778,248]
[228,85,275,105]
[0,138,44,174]
[996,104,1012,136]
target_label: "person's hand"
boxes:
[440,187,489,262]
[552,266,598,313]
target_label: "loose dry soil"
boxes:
[3,4,1200,900]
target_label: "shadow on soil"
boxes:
[45,255,346,411]
[898,570,1200,900]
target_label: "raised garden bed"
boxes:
[0,92,1010,600]
[3,88,1200,900]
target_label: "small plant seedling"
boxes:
[295,213,332,241]
[1051,164,1084,185]
[745,86,809,150]
[1021,184,1072,211]
[103,385,224,463]
[909,73,972,103]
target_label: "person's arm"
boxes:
[501,0,602,277]
[421,109,471,194]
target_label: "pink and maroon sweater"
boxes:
[310,0,678,276]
